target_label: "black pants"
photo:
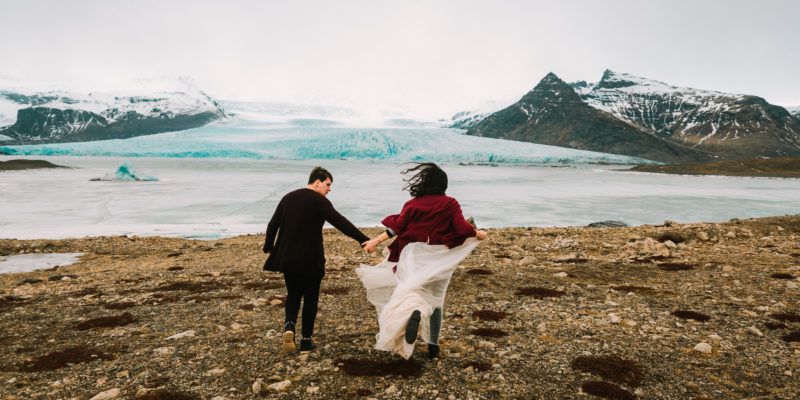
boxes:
[283,272,323,338]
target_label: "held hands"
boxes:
[475,230,487,240]
[362,239,379,253]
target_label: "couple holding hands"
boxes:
[263,163,487,358]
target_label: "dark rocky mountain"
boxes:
[0,84,227,145]
[466,73,711,163]
[463,71,800,163]
[573,70,800,160]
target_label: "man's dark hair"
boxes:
[308,166,333,184]
[402,163,447,197]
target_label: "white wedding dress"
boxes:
[356,238,480,359]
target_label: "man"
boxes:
[263,166,370,354]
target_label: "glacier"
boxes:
[0,119,654,165]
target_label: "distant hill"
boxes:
[630,157,800,178]
[460,71,800,163]
[0,78,227,145]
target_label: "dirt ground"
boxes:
[1,215,799,399]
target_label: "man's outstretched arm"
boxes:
[318,196,369,245]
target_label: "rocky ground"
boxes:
[1,216,799,400]
[629,157,800,178]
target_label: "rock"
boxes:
[270,299,283,306]
[211,397,228,400]
[697,231,709,241]
[206,368,226,376]
[385,384,399,394]
[708,334,723,341]
[725,231,737,239]
[252,379,264,394]
[552,272,568,278]
[609,313,622,324]
[268,380,291,392]
[230,323,243,331]
[693,342,712,353]
[554,252,585,262]
[166,330,196,340]
[89,388,120,400]
[788,282,799,289]
[478,340,496,349]
[517,256,537,265]
[306,386,319,394]
[664,240,677,249]
[655,231,685,243]
[153,346,175,355]
[115,370,129,379]
[747,326,764,337]
[784,371,793,377]
[587,220,628,228]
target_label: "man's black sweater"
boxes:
[263,188,369,276]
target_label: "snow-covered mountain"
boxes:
[441,100,514,130]
[788,106,800,119]
[572,70,800,159]
[464,70,800,162]
[0,77,227,144]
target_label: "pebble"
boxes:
[385,384,398,394]
[306,386,319,394]
[166,330,196,340]
[270,299,283,306]
[115,370,129,379]
[784,371,793,377]
[788,282,798,289]
[478,340,496,349]
[725,231,736,239]
[153,346,175,355]
[708,334,722,341]
[693,342,712,353]
[552,272,568,278]
[89,388,120,400]
[230,323,243,331]
[664,240,677,249]
[697,231,709,241]
[268,380,291,392]
[211,397,228,400]
[207,368,226,376]
[252,379,264,394]
[609,313,621,324]
[747,326,764,337]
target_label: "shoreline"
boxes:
[1,215,799,398]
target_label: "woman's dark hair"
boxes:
[308,166,333,184]
[402,163,447,197]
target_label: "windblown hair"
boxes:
[308,166,333,184]
[402,163,448,197]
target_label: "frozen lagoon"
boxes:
[1,156,799,239]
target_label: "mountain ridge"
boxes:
[0,79,227,145]
[462,71,800,162]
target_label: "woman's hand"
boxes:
[475,230,487,240]
[363,239,379,253]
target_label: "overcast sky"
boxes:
[1,0,798,117]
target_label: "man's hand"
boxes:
[362,239,378,253]
[475,230,487,240]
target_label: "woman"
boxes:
[360,163,487,359]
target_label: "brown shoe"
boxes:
[283,330,296,353]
